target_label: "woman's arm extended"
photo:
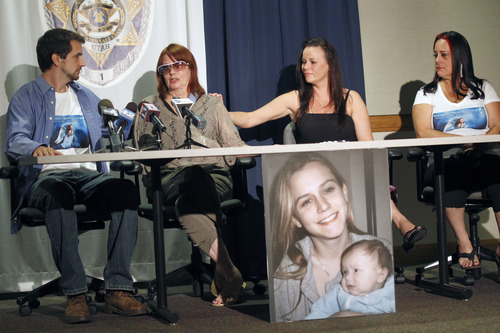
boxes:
[229,90,299,128]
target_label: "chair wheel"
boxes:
[134,295,145,303]
[395,273,406,284]
[464,275,475,286]
[28,299,40,309]
[464,270,476,286]
[95,291,106,303]
[253,283,266,295]
[148,286,157,300]
[192,281,203,297]
[19,305,32,316]
[88,303,98,315]
[472,267,481,280]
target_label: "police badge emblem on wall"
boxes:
[43,0,153,86]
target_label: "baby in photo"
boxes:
[305,239,395,319]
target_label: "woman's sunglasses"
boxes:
[158,61,190,75]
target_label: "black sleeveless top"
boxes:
[295,90,358,144]
[295,114,357,143]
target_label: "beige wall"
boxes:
[359,0,500,116]
[359,0,500,245]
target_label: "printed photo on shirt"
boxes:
[433,107,488,135]
[50,115,90,150]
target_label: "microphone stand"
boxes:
[176,116,207,150]
[151,126,163,150]
[119,132,137,151]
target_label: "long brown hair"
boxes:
[423,31,484,100]
[294,38,346,125]
[155,43,206,99]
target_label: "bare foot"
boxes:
[399,223,417,237]
[211,268,244,306]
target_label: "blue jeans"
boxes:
[27,170,139,295]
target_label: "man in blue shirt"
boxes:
[4,28,147,324]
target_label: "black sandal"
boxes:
[457,250,480,269]
[402,226,427,252]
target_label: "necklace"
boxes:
[312,248,331,279]
[314,96,325,108]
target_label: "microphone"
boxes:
[98,99,121,152]
[171,97,207,130]
[139,102,167,133]
[115,102,138,140]
[98,99,120,129]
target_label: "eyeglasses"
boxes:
[158,61,189,75]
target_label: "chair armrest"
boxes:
[407,147,426,162]
[231,156,256,210]
[234,156,257,170]
[388,149,403,161]
[0,165,19,179]
[110,161,142,175]
[406,147,430,203]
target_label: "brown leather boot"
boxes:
[103,291,148,316]
[65,294,91,324]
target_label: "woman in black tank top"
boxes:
[227,37,426,252]
[295,90,358,143]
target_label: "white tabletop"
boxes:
[19,135,500,165]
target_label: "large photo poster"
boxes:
[262,149,395,323]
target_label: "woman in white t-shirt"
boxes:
[412,31,500,271]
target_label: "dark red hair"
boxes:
[155,43,205,99]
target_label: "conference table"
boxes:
[20,134,500,321]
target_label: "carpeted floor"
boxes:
[1,261,499,333]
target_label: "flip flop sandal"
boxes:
[210,282,246,307]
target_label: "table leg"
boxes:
[416,148,473,300]
[148,164,179,323]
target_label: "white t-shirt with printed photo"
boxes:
[41,88,97,174]
[413,80,500,156]
[413,80,500,135]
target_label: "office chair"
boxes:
[0,161,139,316]
[135,156,266,298]
[407,147,499,285]
[283,121,407,283]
